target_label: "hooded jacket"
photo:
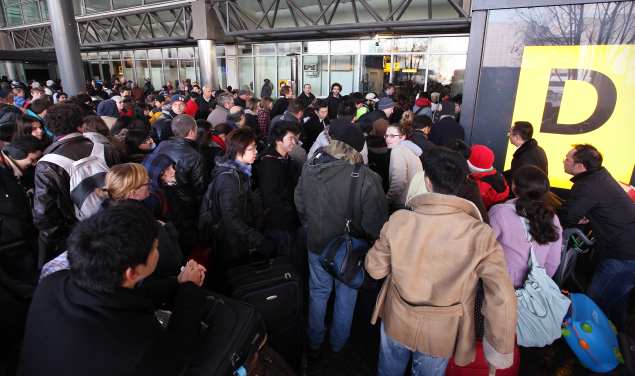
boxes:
[366,193,517,368]
[386,141,423,209]
[294,140,388,253]
[96,99,119,118]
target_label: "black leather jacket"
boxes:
[33,134,120,266]
[151,137,207,210]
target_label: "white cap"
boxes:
[111,95,123,103]
[46,80,54,87]
[365,92,379,102]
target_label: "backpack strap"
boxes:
[344,164,362,233]
[38,153,74,176]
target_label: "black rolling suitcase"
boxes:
[227,257,303,369]
[183,292,267,376]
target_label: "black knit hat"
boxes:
[329,119,365,152]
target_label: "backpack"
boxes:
[39,141,109,221]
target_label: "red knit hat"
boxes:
[468,144,495,172]
[415,97,431,107]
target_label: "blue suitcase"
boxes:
[561,293,623,373]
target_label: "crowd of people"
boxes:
[0,73,634,376]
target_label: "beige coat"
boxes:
[386,142,422,208]
[365,193,517,369]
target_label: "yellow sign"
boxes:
[383,62,401,73]
[507,45,635,188]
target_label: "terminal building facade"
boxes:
[0,0,471,98]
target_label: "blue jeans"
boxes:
[378,322,449,376]
[307,251,358,352]
[587,258,635,329]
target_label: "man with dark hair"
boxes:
[295,121,388,365]
[270,99,306,165]
[409,115,434,153]
[151,94,186,144]
[297,83,316,110]
[147,114,206,254]
[258,121,301,258]
[366,146,517,376]
[326,83,342,120]
[301,99,329,153]
[504,121,548,183]
[0,89,22,144]
[19,203,208,376]
[380,82,395,99]
[561,144,635,330]
[33,103,120,266]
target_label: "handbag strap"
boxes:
[518,215,538,268]
[345,164,362,233]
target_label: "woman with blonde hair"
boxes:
[40,163,185,280]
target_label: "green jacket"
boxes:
[294,140,388,253]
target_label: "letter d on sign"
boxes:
[505,45,635,189]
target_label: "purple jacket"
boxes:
[489,199,562,288]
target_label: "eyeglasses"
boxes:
[384,134,401,139]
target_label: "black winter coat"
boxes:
[429,116,465,147]
[195,96,215,120]
[301,112,326,153]
[18,271,208,376]
[326,95,342,120]
[199,159,264,266]
[509,138,548,177]
[271,97,289,119]
[33,134,120,266]
[151,111,175,144]
[297,92,316,109]
[257,147,300,231]
[560,167,635,260]
[0,157,34,246]
[357,110,387,134]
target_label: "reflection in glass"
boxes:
[330,55,358,94]
[20,1,39,24]
[254,44,276,55]
[392,55,427,93]
[302,56,327,97]
[135,59,150,86]
[361,55,388,94]
[112,0,142,8]
[179,60,196,84]
[331,40,360,54]
[5,5,22,26]
[303,41,329,54]
[84,0,111,13]
[429,37,469,54]
[163,60,178,87]
[278,42,302,55]
[149,60,163,89]
[238,57,254,91]
[217,58,226,89]
[123,56,135,83]
[426,54,466,96]
[255,56,277,97]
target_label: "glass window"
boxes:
[109,51,121,61]
[361,55,388,94]
[217,58,226,89]
[215,46,225,57]
[113,61,123,78]
[122,50,134,58]
[5,5,22,26]
[113,0,142,8]
[163,60,178,87]
[72,0,82,15]
[426,54,466,95]
[394,38,429,53]
[255,56,277,97]
[134,50,147,59]
[254,44,276,55]
[135,59,149,86]
[179,60,196,84]
[163,48,178,60]
[429,36,469,54]
[39,0,48,20]
[277,56,291,95]
[330,55,358,94]
[303,41,329,54]
[237,44,252,55]
[302,55,328,97]
[330,40,359,54]
[393,54,427,94]
[87,52,99,60]
[178,47,195,59]
[238,57,254,91]
[149,60,163,89]
[361,38,394,54]
[277,42,301,55]
[84,0,111,13]
[123,55,135,82]
[99,51,109,60]
[147,49,162,59]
